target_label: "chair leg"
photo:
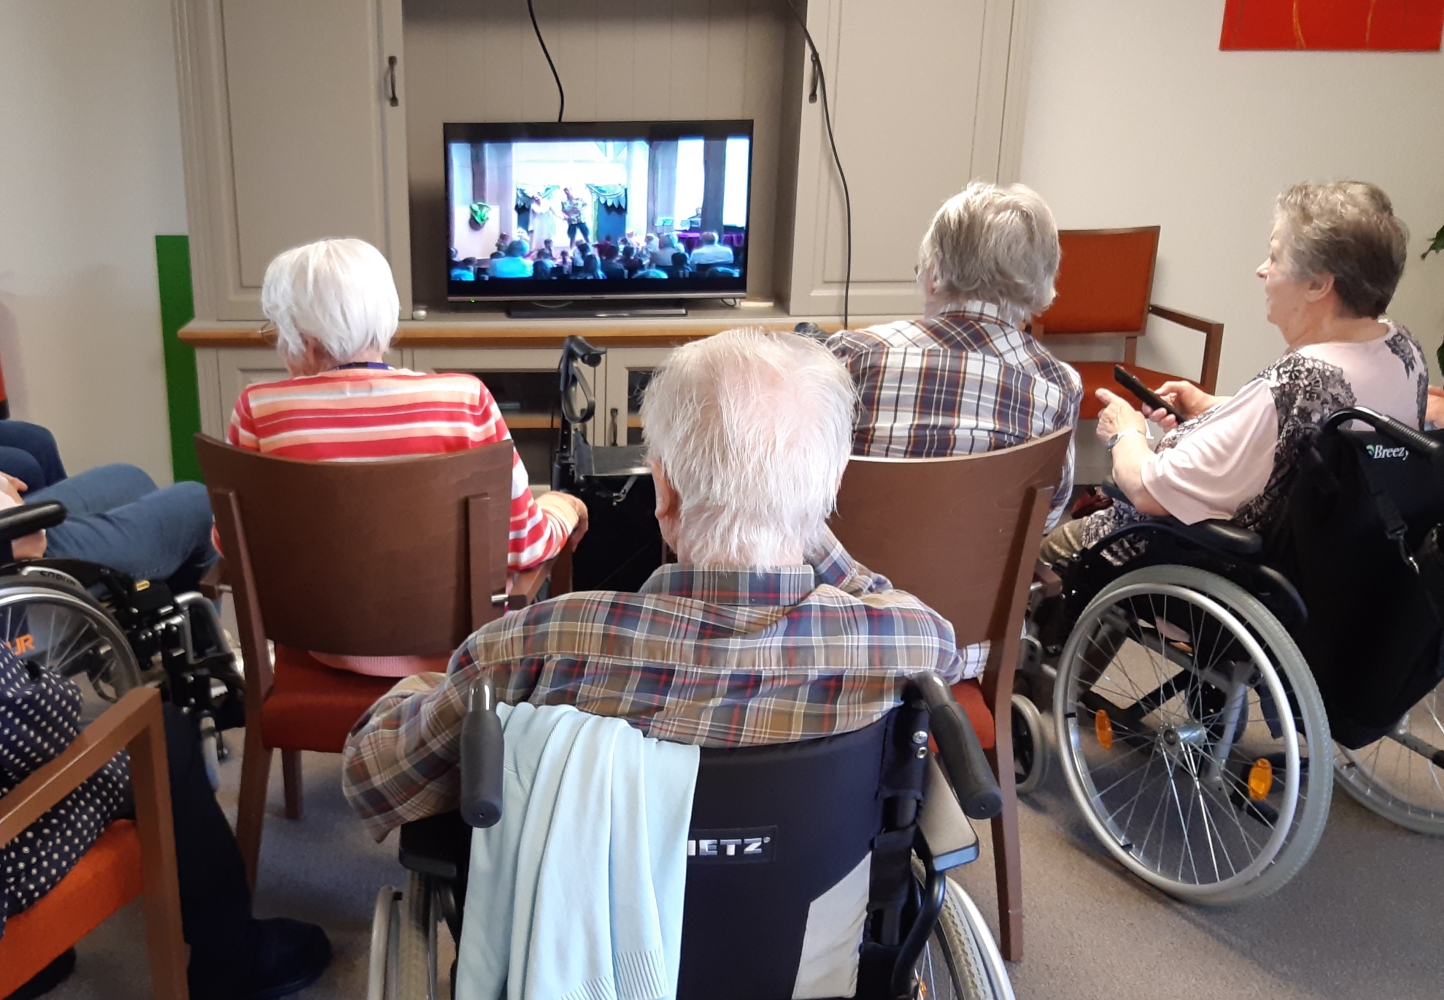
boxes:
[987,747,1024,962]
[281,749,304,821]
[236,726,272,894]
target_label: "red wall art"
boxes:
[1221,0,1444,50]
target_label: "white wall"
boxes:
[1019,0,1444,393]
[0,0,185,483]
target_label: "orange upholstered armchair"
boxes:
[0,687,187,999]
[1033,227,1224,420]
[195,436,554,889]
[829,427,1073,962]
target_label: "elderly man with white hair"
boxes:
[805,181,1081,529]
[342,328,965,838]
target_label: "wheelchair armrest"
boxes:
[1170,519,1263,556]
[1100,474,1128,506]
[459,679,504,828]
[0,500,67,545]
[910,672,1002,820]
[397,810,471,880]
[1099,474,1262,556]
[917,754,980,872]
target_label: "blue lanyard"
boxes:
[329,361,393,371]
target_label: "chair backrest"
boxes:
[195,436,513,658]
[678,705,926,1000]
[829,429,1072,691]
[1035,226,1160,337]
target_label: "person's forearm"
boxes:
[1109,435,1169,517]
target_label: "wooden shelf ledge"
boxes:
[178,306,858,350]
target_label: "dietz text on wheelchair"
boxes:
[1009,407,1444,902]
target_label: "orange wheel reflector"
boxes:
[1248,758,1273,801]
[1095,708,1113,750]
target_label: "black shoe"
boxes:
[5,949,76,1000]
[231,918,331,1000]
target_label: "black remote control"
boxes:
[1113,365,1185,422]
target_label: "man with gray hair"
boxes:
[805,181,1081,534]
[343,328,965,837]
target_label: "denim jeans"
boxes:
[29,464,218,593]
[0,419,68,490]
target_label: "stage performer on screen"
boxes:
[561,186,591,243]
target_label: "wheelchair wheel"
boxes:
[1053,565,1331,904]
[1334,675,1444,835]
[396,871,437,999]
[910,860,1013,1000]
[0,577,143,720]
[1011,694,1048,796]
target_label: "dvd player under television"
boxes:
[445,120,753,304]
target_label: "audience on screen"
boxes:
[489,240,534,278]
[689,232,734,266]
[457,227,744,281]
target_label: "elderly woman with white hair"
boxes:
[1042,180,1428,563]
[226,238,587,676]
[805,181,1082,531]
[343,328,965,836]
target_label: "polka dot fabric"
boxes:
[0,645,128,941]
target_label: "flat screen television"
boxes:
[445,120,753,302]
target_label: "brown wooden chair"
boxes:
[828,427,1073,962]
[0,687,187,999]
[194,436,554,888]
[1032,227,1224,420]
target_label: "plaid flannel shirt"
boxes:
[806,305,1081,676]
[342,530,963,839]
[815,303,1081,528]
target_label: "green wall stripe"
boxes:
[155,235,202,482]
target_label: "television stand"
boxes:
[508,300,688,320]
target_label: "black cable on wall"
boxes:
[527,0,565,123]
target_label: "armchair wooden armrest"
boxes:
[1148,304,1224,394]
[507,555,559,610]
[0,687,188,999]
[1032,560,1063,599]
[197,558,229,600]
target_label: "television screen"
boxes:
[445,121,753,301]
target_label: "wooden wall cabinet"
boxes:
[172,0,1032,324]
[172,0,412,320]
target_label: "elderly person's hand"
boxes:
[1138,380,1222,432]
[1427,386,1444,428]
[0,473,47,559]
[1094,389,1167,517]
[1094,388,1147,443]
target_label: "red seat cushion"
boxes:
[0,820,143,995]
[949,679,996,750]
[260,645,400,753]
[1071,362,1198,420]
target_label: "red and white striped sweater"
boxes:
[226,367,568,571]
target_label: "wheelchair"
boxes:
[367,673,1016,1000]
[0,498,244,784]
[1009,406,1444,903]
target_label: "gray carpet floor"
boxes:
[47,722,1444,1000]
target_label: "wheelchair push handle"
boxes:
[0,500,67,546]
[459,679,505,829]
[913,672,1003,820]
[1325,406,1442,463]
